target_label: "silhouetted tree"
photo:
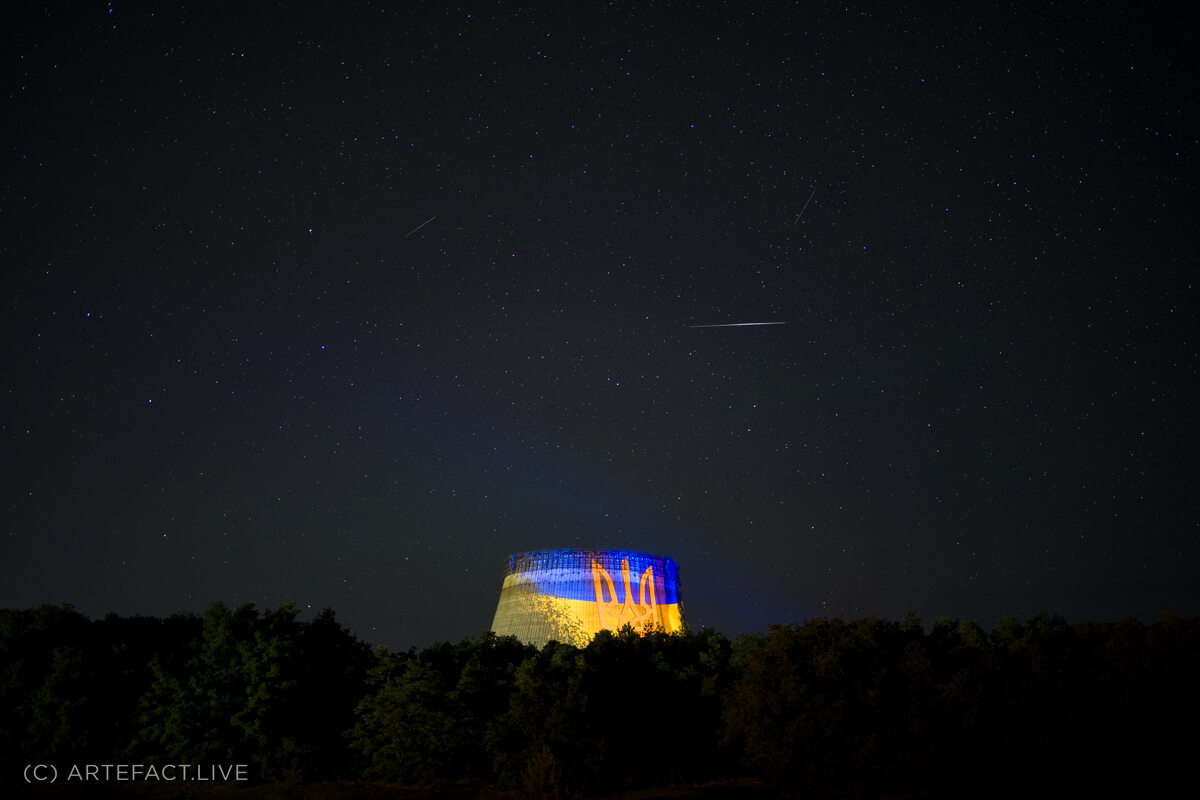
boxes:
[0,606,94,775]
[350,633,534,782]
[724,617,932,797]
[134,602,308,779]
[5,602,1200,795]
[287,608,373,778]
[486,639,597,798]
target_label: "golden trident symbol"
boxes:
[591,558,660,631]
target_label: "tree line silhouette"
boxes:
[2,604,1197,797]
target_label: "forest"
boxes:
[2,604,1197,798]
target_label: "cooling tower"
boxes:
[490,549,685,647]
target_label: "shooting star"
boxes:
[793,189,816,225]
[404,215,436,238]
[689,321,788,328]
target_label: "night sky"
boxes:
[3,2,1196,649]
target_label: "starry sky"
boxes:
[3,2,1196,649]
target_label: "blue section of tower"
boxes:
[505,549,681,605]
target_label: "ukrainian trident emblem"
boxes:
[591,557,661,631]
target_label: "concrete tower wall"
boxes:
[490,549,684,647]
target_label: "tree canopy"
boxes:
[3,605,1197,797]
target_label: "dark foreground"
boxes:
[4,777,776,800]
[4,605,1197,798]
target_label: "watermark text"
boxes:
[24,763,248,783]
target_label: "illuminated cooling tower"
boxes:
[490,549,685,647]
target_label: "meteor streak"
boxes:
[795,188,816,222]
[404,215,436,237]
[688,321,788,328]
